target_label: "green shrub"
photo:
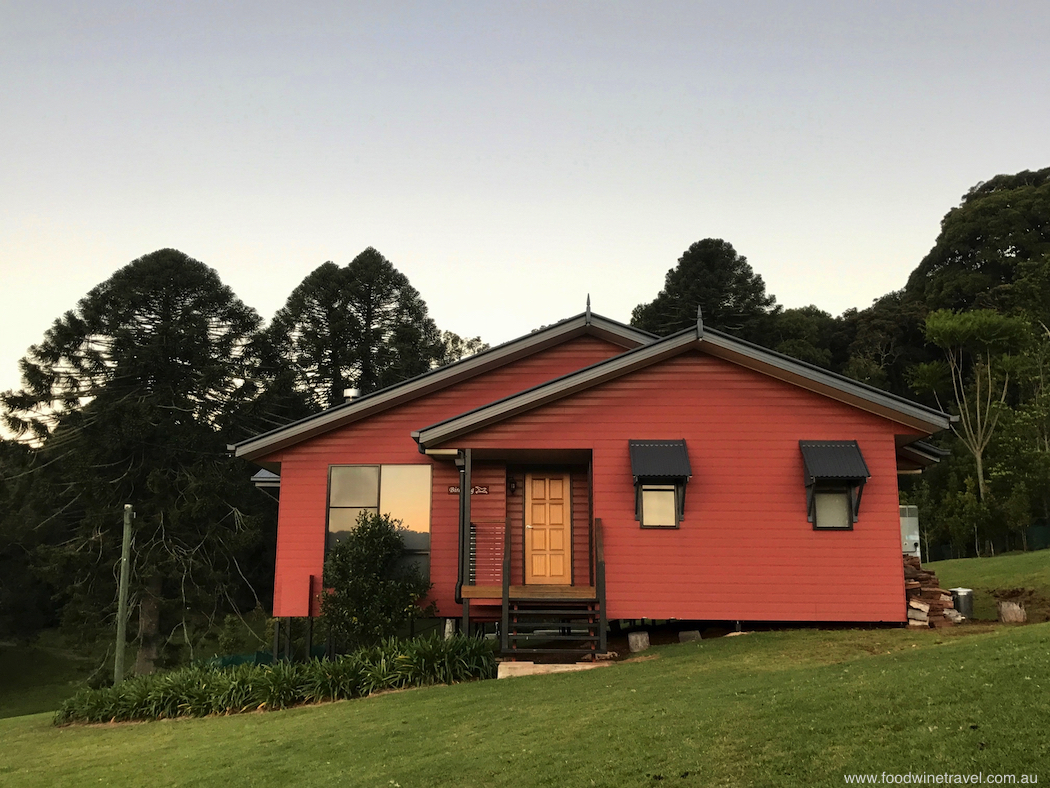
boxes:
[212,663,264,714]
[54,634,496,725]
[321,512,434,650]
[258,660,306,711]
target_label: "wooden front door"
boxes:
[525,473,571,585]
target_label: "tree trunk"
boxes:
[134,575,162,675]
[974,450,987,501]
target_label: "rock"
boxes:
[998,601,1027,624]
[678,630,701,643]
[628,631,650,653]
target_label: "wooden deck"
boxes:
[461,584,597,601]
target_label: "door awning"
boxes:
[799,440,870,486]
[629,440,692,480]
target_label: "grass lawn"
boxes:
[929,549,1050,622]
[0,636,101,720]
[1,623,1047,787]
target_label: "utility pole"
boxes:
[114,504,134,686]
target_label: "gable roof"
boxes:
[231,312,655,461]
[413,323,952,450]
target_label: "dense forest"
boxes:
[1,167,1048,669]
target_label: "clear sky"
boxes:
[2,1,1048,399]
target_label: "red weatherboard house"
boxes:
[233,310,950,657]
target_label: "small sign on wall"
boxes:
[448,485,490,495]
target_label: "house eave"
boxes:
[416,326,952,450]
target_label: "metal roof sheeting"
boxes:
[629,439,692,479]
[799,440,870,485]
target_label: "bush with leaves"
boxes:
[54,635,497,725]
[321,512,434,651]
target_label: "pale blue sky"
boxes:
[2,1,1048,398]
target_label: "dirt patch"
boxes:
[991,588,1050,623]
[621,654,660,664]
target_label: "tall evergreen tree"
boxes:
[264,261,358,413]
[1,249,273,672]
[631,239,779,342]
[268,248,442,410]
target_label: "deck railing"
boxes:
[468,519,506,586]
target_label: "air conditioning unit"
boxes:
[899,505,921,560]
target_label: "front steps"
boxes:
[501,598,606,661]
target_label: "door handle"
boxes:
[525,525,533,529]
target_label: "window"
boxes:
[799,441,869,531]
[812,486,853,530]
[629,440,691,529]
[328,465,432,575]
[328,465,380,536]
[640,484,679,528]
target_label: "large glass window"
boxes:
[379,465,432,577]
[327,465,432,576]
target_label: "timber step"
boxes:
[502,597,605,660]
[507,608,600,617]
[501,648,602,656]
[507,633,600,641]
[508,626,600,634]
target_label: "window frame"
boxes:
[635,477,686,529]
[327,465,380,548]
[326,464,433,577]
[810,483,856,531]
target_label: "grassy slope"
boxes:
[930,550,1050,620]
[1,625,1047,788]
[0,640,100,720]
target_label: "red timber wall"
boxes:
[452,350,927,624]
[265,335,627,618]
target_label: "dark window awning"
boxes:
[629,440,692,480]
[799,441,870,486]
